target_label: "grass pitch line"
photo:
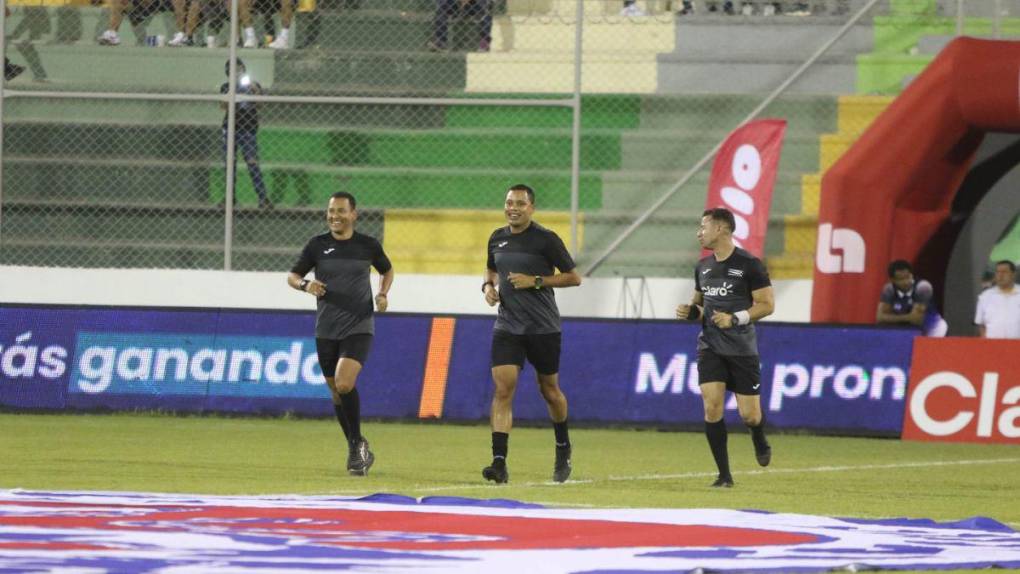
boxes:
[398,457,1020,493]
[607,457,1020,482]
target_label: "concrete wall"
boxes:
[0,266,813,322]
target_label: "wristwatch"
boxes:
[533,276,543,290]
[299,279,310,291]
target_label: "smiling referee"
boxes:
[480,184,582,485]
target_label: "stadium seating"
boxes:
[769,3,1020,278]
[11,0,1014,276]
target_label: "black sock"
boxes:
[491,431,509,466]
[553,420,570,448]
[705,419,730,479]
[340,387,361,443]
[332,403,350,442]
[748,416,768,450]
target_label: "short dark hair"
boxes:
[702,208,735,233]
[224,58,245,76]
[996,260,1017,272]
[330,191,356,209]
[887,259,913,278]
[507,184,535,205]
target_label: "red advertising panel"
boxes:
[703,119,786,258]
[903,337,1020,444]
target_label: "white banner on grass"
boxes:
[1,490,1018,573]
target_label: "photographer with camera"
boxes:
[220,58,271,209]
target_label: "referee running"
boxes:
[287,191,394,476]
[676,207,774,487]
[481,184,582,484]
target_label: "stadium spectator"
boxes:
[253,0,281,45]
[264,0,293,48]
[199,0,260,48]
[259,0,338,49]
[428,0,492,52]
[179,0,205,45]
[980,268,995,290]
[287,191,394,476]
[6,4,48,80]
[975,260,1020,339]
[481,184,581,484]
[677,1,842,15]
[97,0,192,46]
[220,58,271,209]
[620,0,645,16]
[704,1,735,14]
[2,58,20,81]
[876,259,948,337]
[4,6,24,81]
[676,208,773,488]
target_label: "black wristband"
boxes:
[481,280,495,293]
[686,305,701,320]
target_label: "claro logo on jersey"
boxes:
[903,338,1020,444]
[702,282,735,297]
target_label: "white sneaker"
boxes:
[243,28,257,48]
[762,3,775,15]
[167,31,187,47]
[741,3,754,15]
[97,30,121,46]
[268,35,289,49]
[206,35,217,48]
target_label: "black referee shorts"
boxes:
[697,347,761,396]
[491,330,561,376]
[316,334,373,379]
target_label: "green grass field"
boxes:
[2,412,1018,573]
[2,412,1017,521]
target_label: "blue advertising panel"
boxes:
[442,318,916,434]
[0,305,430,418]
[0,304,916,433]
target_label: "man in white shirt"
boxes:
[975,260,1020,339]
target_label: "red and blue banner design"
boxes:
[0,305,914,433]
[704,118,787,258]
[1,490,1019,573]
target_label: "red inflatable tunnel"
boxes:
[811,37,1020,324]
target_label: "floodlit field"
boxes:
[2,413,1017,574]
